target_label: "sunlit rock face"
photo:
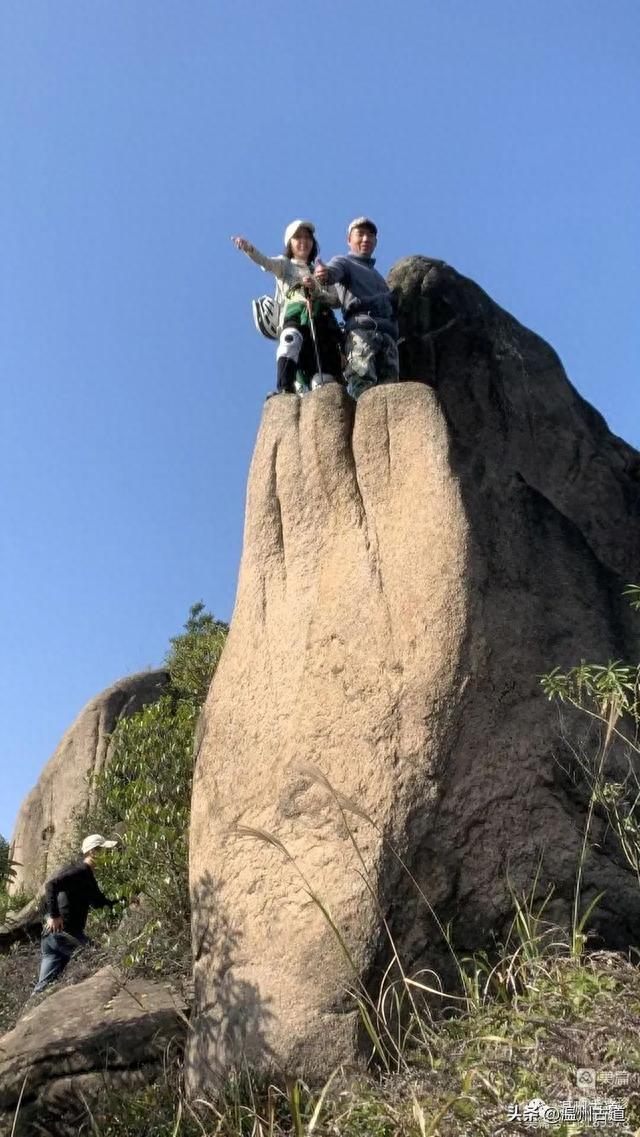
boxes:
[188,256,640,1090]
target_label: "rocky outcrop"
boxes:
[10,671,170,895]
[0,966,187,1135]
[188,257,640,1090]
[0,897,43,951]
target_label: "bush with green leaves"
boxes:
[166,600,228,703]
[542,583,640,913]
[79,604,227,978]
[0,835,28,924]
[0,834,19,891]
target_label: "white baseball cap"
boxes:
[82,834,118,855]
[347,216,378,236]
[284,219,315,246]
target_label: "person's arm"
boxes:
[314,256,348,287]
[88,873,117,911]
[44,866,73,931]
[232,237,287,280]
[303,276,341,308]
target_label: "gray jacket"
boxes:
[323,254,398,339]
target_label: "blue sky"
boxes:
[1,1,638,841]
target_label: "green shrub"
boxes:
[0,833,19,892]
[82,695,198,973]
[165,600,228,703]
[0,835,29,925]
[542,583,640,919]
[78,604,227,979]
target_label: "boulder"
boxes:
[0,897,43,951]
[0,966,187,1135]
[188,257,640,1090]
[10,670,170,896]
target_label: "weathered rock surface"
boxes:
[0,966,187,1135]
[188,256,640,1089]
[0,897,43,951]
[10,670,170,896]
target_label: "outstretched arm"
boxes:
[232,236,286,279]
[88,876,116,910]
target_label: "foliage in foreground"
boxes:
[58,941,640,1135]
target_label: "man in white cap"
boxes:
[315,217,399,400]
[33,834,119,993]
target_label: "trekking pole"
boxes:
[305,287,324,387]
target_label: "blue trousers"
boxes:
[33,931,87,993]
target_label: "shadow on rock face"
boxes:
[187,870,275,1095]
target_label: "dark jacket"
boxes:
[322,253,398,338]
[44,860,115,938]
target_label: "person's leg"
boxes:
[344,329,377,400]
[33,933,72,994]
[294,324,317,394]
[310,312,342,388]
[275,316,304,394]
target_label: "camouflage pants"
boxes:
[344,328,399,400]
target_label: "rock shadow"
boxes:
[189,870,275,1095]
[389,254,640,966]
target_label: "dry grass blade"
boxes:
[294,762,375,823]
[184,1097,210,1135]
[171,1096,183,1137]
[306,1066,342,1133]
[10,1075,29,1137]
[236,825,295,863]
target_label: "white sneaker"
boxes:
[310,374,337,390]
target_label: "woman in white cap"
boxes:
[233,221,342,396]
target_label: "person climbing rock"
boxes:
[32,834,119,994]
[233,220,343,396]
[314,217,399,400]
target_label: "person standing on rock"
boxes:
[314,217,399,400]
[232,220,343,396]
[32,834,119,994]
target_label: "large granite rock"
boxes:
[0,966,187,1135]
[10,671,170,896]
[188,257,640,1090]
